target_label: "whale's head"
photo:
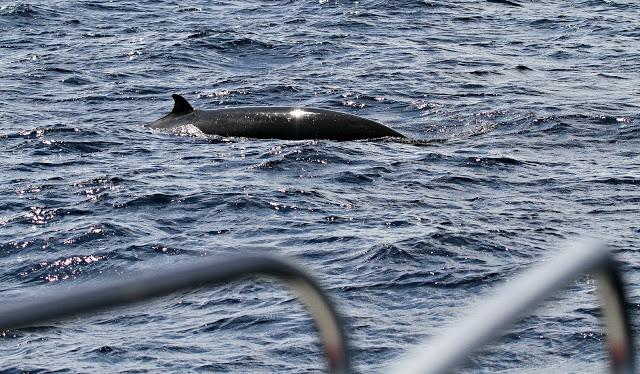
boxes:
[146,94,195,129]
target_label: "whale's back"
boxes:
[146,95,405,141]
[192,107,404,141]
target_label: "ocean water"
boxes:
[1,0,639,372]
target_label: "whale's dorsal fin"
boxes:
[171,94,194,115]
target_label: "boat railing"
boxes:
[0,255,350,373]
[0,240,633,373]
[391,240,634,374]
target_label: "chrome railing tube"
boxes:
[0,255,350,374]
[391,240,634,374]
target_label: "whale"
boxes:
[145,94,405,141]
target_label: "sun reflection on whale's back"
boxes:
[289,108,312,118]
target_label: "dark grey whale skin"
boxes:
[146,95,405,141]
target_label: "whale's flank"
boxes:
[146,94,405,141]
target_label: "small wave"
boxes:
[82,32,114,38]
[200,37,274,51]
[177,6,202,13]
[594,114,621,124]
[7,124,87,139]
[460,83,486,90]
[255,84,303,95]
[332,171,374,184]
[362,243,417,263]
[340,100,366,108]
[487,0,522,7]
[617,125,639,140]
[530,18,564,25]
[62,76,93,86]
[62,228,105,247]
[74,176,124,188]
[451,92,499,98]
[588,207,637,215]
[40,67,75,74]
[460,120,497,137]
[530,114,636,137]
[57,95,137,103]
[463,156,524,167]
[587,177,638,186]
[187,30,209,39]
[93,345,118,354]
[0,3,34,17]
[597,73,627,80]
[537,120,573,134]
[43,140,117,154]
[455,15,485,23]
[250,159,285,170]
[392,269,506,289]
[402,137,448,146]
[114,193,180,209]
[122,244,189,257]
[433,175,479,184]
[468,70,502,76]
[11,206,89,226]
[200,314,278,333]
[249,146,338,170]
[16,160,90,170]
[16,253,107,283]
[1,238,47,255]
[82,2,133,11]
[320,215,352,223]
[336,91,386,109]
[412,100,443,111]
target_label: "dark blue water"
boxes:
[1,0,639,372]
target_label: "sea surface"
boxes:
[1,0,639,372]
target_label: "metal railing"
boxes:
[391,240,635,374]
[0,240,634,373]
[0,255,349,373]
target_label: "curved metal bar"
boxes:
[596,259,635,373]
[391,240,635,374]
[0,255,350,374]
